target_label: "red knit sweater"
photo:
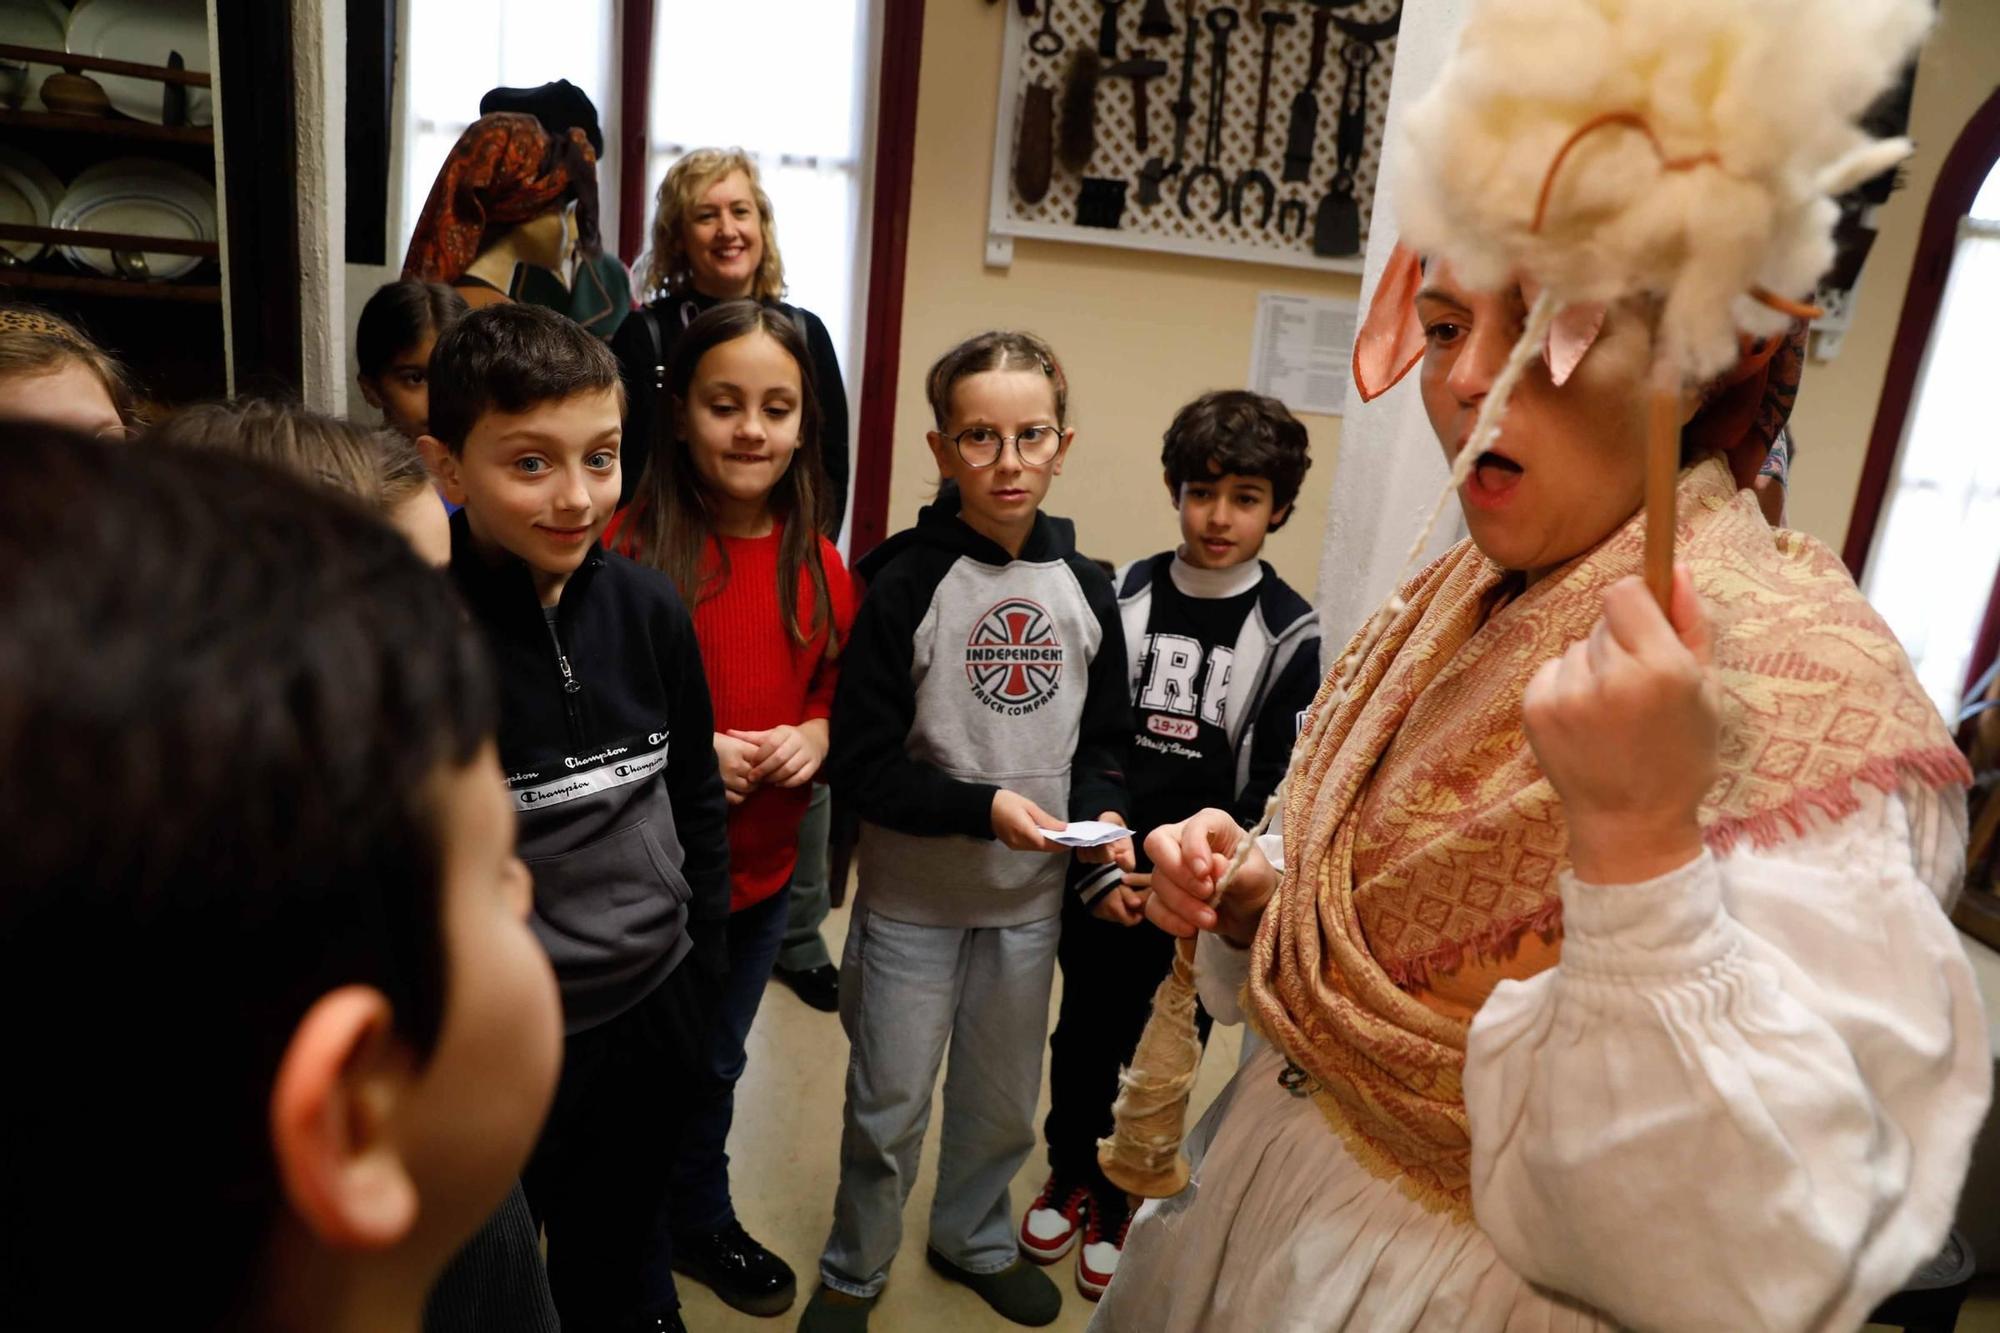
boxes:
[689,527,856,911]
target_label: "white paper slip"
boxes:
[1043,821,1134,849]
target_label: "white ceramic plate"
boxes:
[64,0,211,127]
[52,158,214,279]
[0,144,62,262]
[0,0,67,111]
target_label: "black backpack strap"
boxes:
[635,306,668,391]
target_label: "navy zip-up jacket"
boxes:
[449,510,730,1033]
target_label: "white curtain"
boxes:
[1312,0,1471,657]
[642,0,876,440]
[1862,212,2000,718]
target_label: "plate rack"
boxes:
[0,36,224,404]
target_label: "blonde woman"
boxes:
[611,148,849,530]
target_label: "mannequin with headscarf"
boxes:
[401,113,602,319]
[477,81,633,339]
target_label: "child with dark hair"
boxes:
[805,330,1134,1332]
[423,302,731,1333]
[1024,388,1320,1300]
[356,279,471,442]
[0,424,562,1332]
[149,395,552,1330]
[611,299,856,1317]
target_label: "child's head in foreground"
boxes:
[356,279,471,442]
[923,329,1073,553]
[422,303,625,602]
[1160,389,1312,571]
[0,302,136,437]
[152,398,450,566]
[0,425,562,1329]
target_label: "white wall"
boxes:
[294,0,345,414]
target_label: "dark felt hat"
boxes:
[479,78,603,157]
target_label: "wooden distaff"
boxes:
[1645,360,1680,610]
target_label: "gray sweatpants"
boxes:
[818,907,1061,1297]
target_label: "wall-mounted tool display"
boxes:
[1178,7,1238,221]
[1138,0,1177,37]
[1230,6,1293,227]
[1077,176,1129,228]
[991,0,1397,272]
[1313,40,1370,254]
[1139,0,1202,207]
[1282,4,1331,184]
[1096,0,1125,56]
[1060,49,1102,172]
[1277,196,1308,239]
[1029,1,1066,54]
[1015,79,1055,203]
[1105,57,1168,154]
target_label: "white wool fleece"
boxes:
[1395,0,1930,380]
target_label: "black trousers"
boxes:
[521,936,717,1332]
[1044,889,1211,1196]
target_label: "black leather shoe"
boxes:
[673,1220,798,1316]
[773,962,840,1013]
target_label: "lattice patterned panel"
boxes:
[985,0,1401,273]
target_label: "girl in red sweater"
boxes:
[614,300,855,1317]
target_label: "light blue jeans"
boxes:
[819,908,1061,1298]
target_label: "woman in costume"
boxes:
[1091,252,1986,1331]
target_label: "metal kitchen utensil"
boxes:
[1178,5,1239,221]
[1282,3,1332,183]
[1230,7,1293,226]
[1105,56,1169,155]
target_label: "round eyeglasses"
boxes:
[949,424,1064,469]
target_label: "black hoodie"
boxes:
[829,501,1131,928]
[448,510,730,1033]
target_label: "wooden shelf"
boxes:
[0,106,212,146]
[0,42,212,87]
[0,268,220,303]
[0,223,216,258]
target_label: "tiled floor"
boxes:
[683,892,2000,1332]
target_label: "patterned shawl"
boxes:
[1246,457,1970,1217]
[401,113,600,285]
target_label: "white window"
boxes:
[642,0,876,433]
[1863,160,2000,718]
[398,0,617,259]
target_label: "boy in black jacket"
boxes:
[1026,390,1321,1301]
[426,304,730,1333]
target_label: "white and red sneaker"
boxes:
[1075,1196,1132,1300]
[1019,1175,1091,1263]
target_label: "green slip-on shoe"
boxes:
[924,1247,1062,1327]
